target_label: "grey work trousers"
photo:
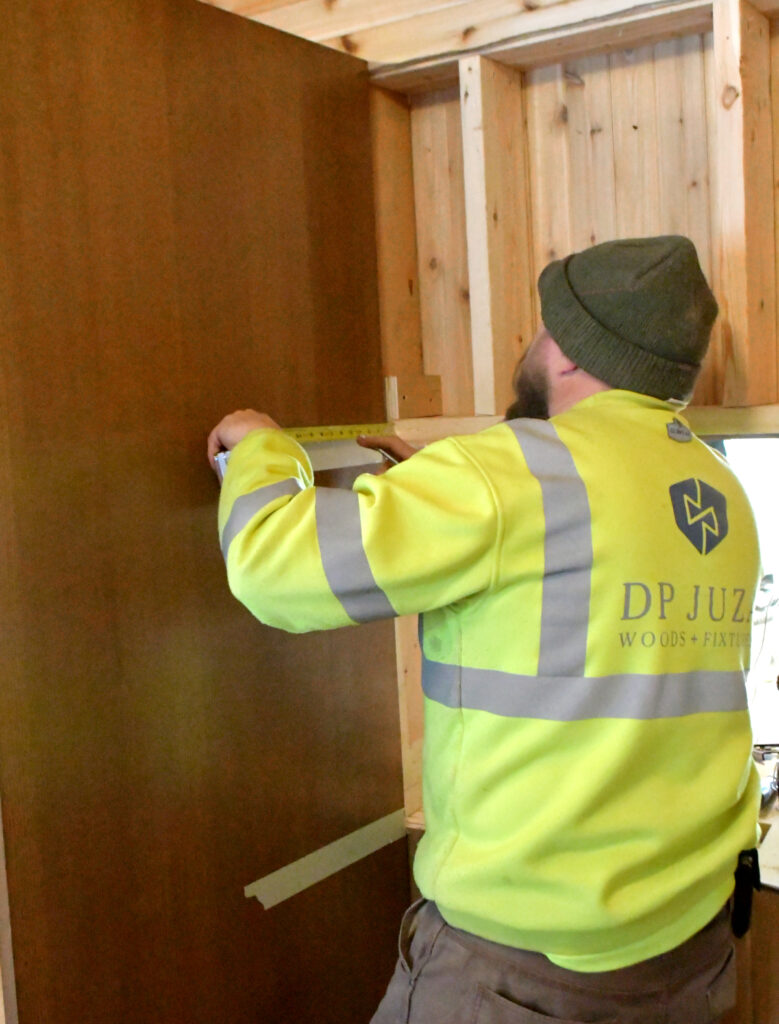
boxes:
[370,900,736,1024]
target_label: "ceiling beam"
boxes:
[370,0,713,93]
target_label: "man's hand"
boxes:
[207,410,281,472]
[357,434,418,473]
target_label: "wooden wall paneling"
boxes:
[525,64,573,283]
[711,0,777,406]
[653,38,691,237]
[411,88,474,416]
[370,87,442,418]
[0,2,408,1022]
[559,53,618,255]
[459,56,535,416]
[653,38,701,240]
[610,46,663,239]
[650,33,721,404]
[675,35,713,278]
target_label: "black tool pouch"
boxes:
[731,848,761,938]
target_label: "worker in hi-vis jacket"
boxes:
[208,236,762,1024]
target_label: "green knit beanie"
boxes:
[538,235,718,400]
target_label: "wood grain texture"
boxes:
[460,57,535,416]
[0,2,407,1022]
[394,616,424,821]
[296,0,710,66]
[411,88,474,416]
[561,55,617,254]
[368,3,713,94]
[524,37,725,401]
[370,87,442,416]
[712,0,777,406]
[196,0,700,64]
[610,45,663,238]
[525,63,573,276]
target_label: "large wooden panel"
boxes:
[0,2,407,1022]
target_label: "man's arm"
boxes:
[209,410,500,633]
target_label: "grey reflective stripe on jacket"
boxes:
[221,479,302,559]
[507,419,592,677]
[421,655,748,720]
[420,420,748,721]
[315,488,396,623]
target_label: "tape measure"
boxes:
[284,423,393,443]
[215,423,395,483]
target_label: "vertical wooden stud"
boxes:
[770,20,779,413]
[370,87,442,418]
[411,88,473,416]
[698,30,726,405]
[711,0,776,406]
[459,56,535,417]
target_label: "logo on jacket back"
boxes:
[669,478,728,555]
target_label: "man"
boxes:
[208,236,761,1023]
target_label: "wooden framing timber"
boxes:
[370,87,443,418]
[687,402,779,435]
[459,57,535,415]
[410,87,475,416]
[370,0,713,94]
[711,0,777,405]
[199,0,712,72]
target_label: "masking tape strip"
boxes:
[244,809,407,909]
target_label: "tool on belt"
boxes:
[731,848,761,938]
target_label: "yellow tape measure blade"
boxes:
[284,423,393,444]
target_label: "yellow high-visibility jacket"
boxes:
[218,389,761,972]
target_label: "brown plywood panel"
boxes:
[0,2,406,1022]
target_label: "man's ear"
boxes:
[545,336,579,377]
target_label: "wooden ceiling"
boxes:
[196,0,696,65]
[196,0,779,82]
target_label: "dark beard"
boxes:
[505,366,549,421]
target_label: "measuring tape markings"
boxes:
[284,423,393,443]
[215,424,396,480]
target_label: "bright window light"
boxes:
[722,438,779,745]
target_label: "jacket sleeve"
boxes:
[218,428,500,633]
